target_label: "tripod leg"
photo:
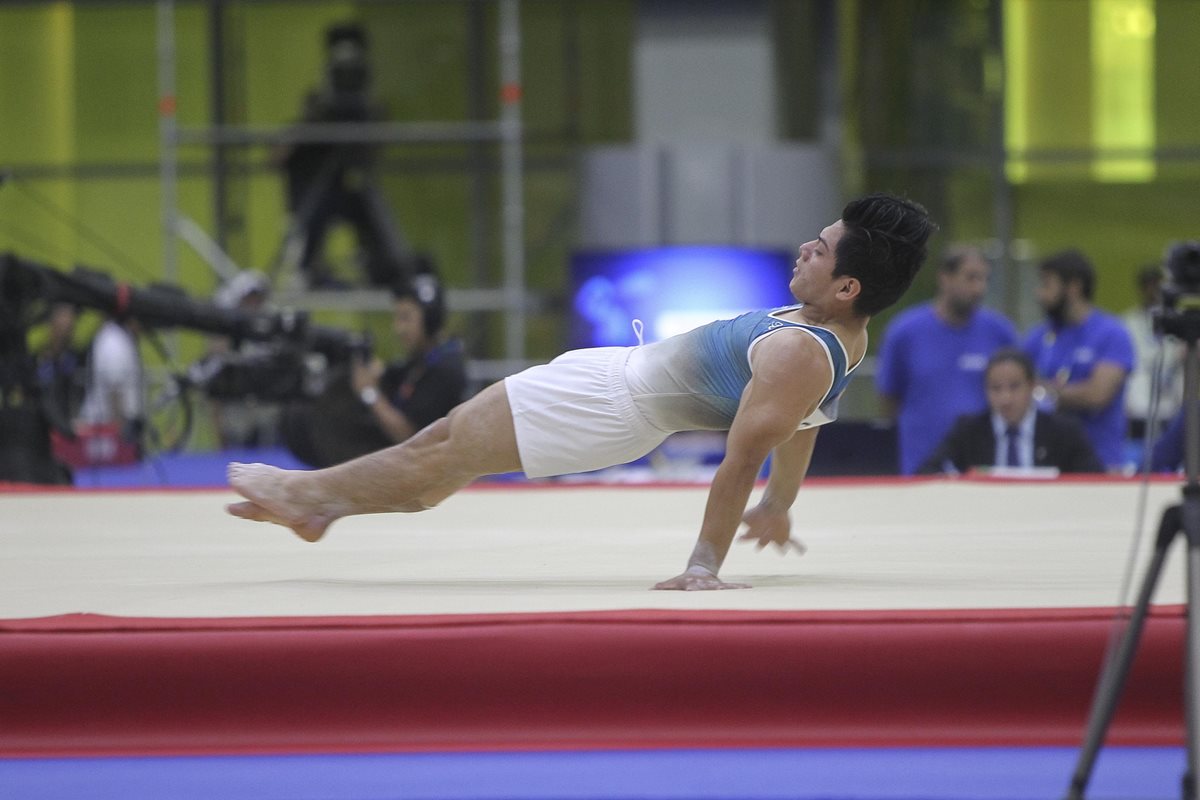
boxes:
[269,151,347,285]
[1065,505,1182,800]
[1184,494,1200,799]
[354,181,413,286]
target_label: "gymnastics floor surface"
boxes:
[0,476,1190,798]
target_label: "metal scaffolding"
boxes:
[155,0,529,380]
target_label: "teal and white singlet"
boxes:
[626,304,860,433]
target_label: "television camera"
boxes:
[0,252,370,484]
[1157,240,1200,342]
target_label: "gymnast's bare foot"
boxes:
[226,462,341,542]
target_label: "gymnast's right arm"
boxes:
[654,334,828,590]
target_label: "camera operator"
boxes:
[0,301,83,484]
[278,22,412,289]
[282,266,466,468]
[34,301,88,432]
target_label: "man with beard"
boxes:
[876,245,1018,474]
[1023,249,1134,470]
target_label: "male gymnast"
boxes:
[227,193,936,590]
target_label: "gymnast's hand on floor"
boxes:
[653,565,750,591]
[737,504,807,555]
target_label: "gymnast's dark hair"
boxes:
[834,193,937,317]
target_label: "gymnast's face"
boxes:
[986,360,1035,427]
[791,221,846,304]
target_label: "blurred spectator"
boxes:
[918,348,1102,475]
[1121,263,1183,438]
[34,302,88,432]
[209,270,281,448]
[1023,250,1134,470]
[283,266,467,468]
[1149,405,1191,473]
[70,312,144,465]
[876,245,1018,474]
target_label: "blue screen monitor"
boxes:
[569,246,796,348]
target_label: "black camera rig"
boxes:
[0,252,370,483]
[1157,240,1200,344]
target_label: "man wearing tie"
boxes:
[918,348,1103,475]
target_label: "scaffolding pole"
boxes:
[156,0,178,288]
[499,0,525,362]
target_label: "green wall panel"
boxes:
[73,5,160,163]
[0,5,77,262]
[1013,181,1197,314]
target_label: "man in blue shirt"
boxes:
[876,245,1018,474]
[1022,249,1135,470]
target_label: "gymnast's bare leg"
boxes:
[226,382,523,542]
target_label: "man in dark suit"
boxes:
[918,347,1104,475]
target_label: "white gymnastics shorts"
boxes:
[503,347,670,479]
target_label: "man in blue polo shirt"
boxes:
[876,245,1018,474]
[1023,249,1135,470]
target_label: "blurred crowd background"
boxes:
[2,0,1199,482]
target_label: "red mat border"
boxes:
[1,605,1185,758]
[0,603,1185,631]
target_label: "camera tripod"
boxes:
[1066,336,1200,799]
[273,137,413,290]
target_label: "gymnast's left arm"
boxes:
[737,427,818,554]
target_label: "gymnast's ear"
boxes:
[837,277,861,302]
